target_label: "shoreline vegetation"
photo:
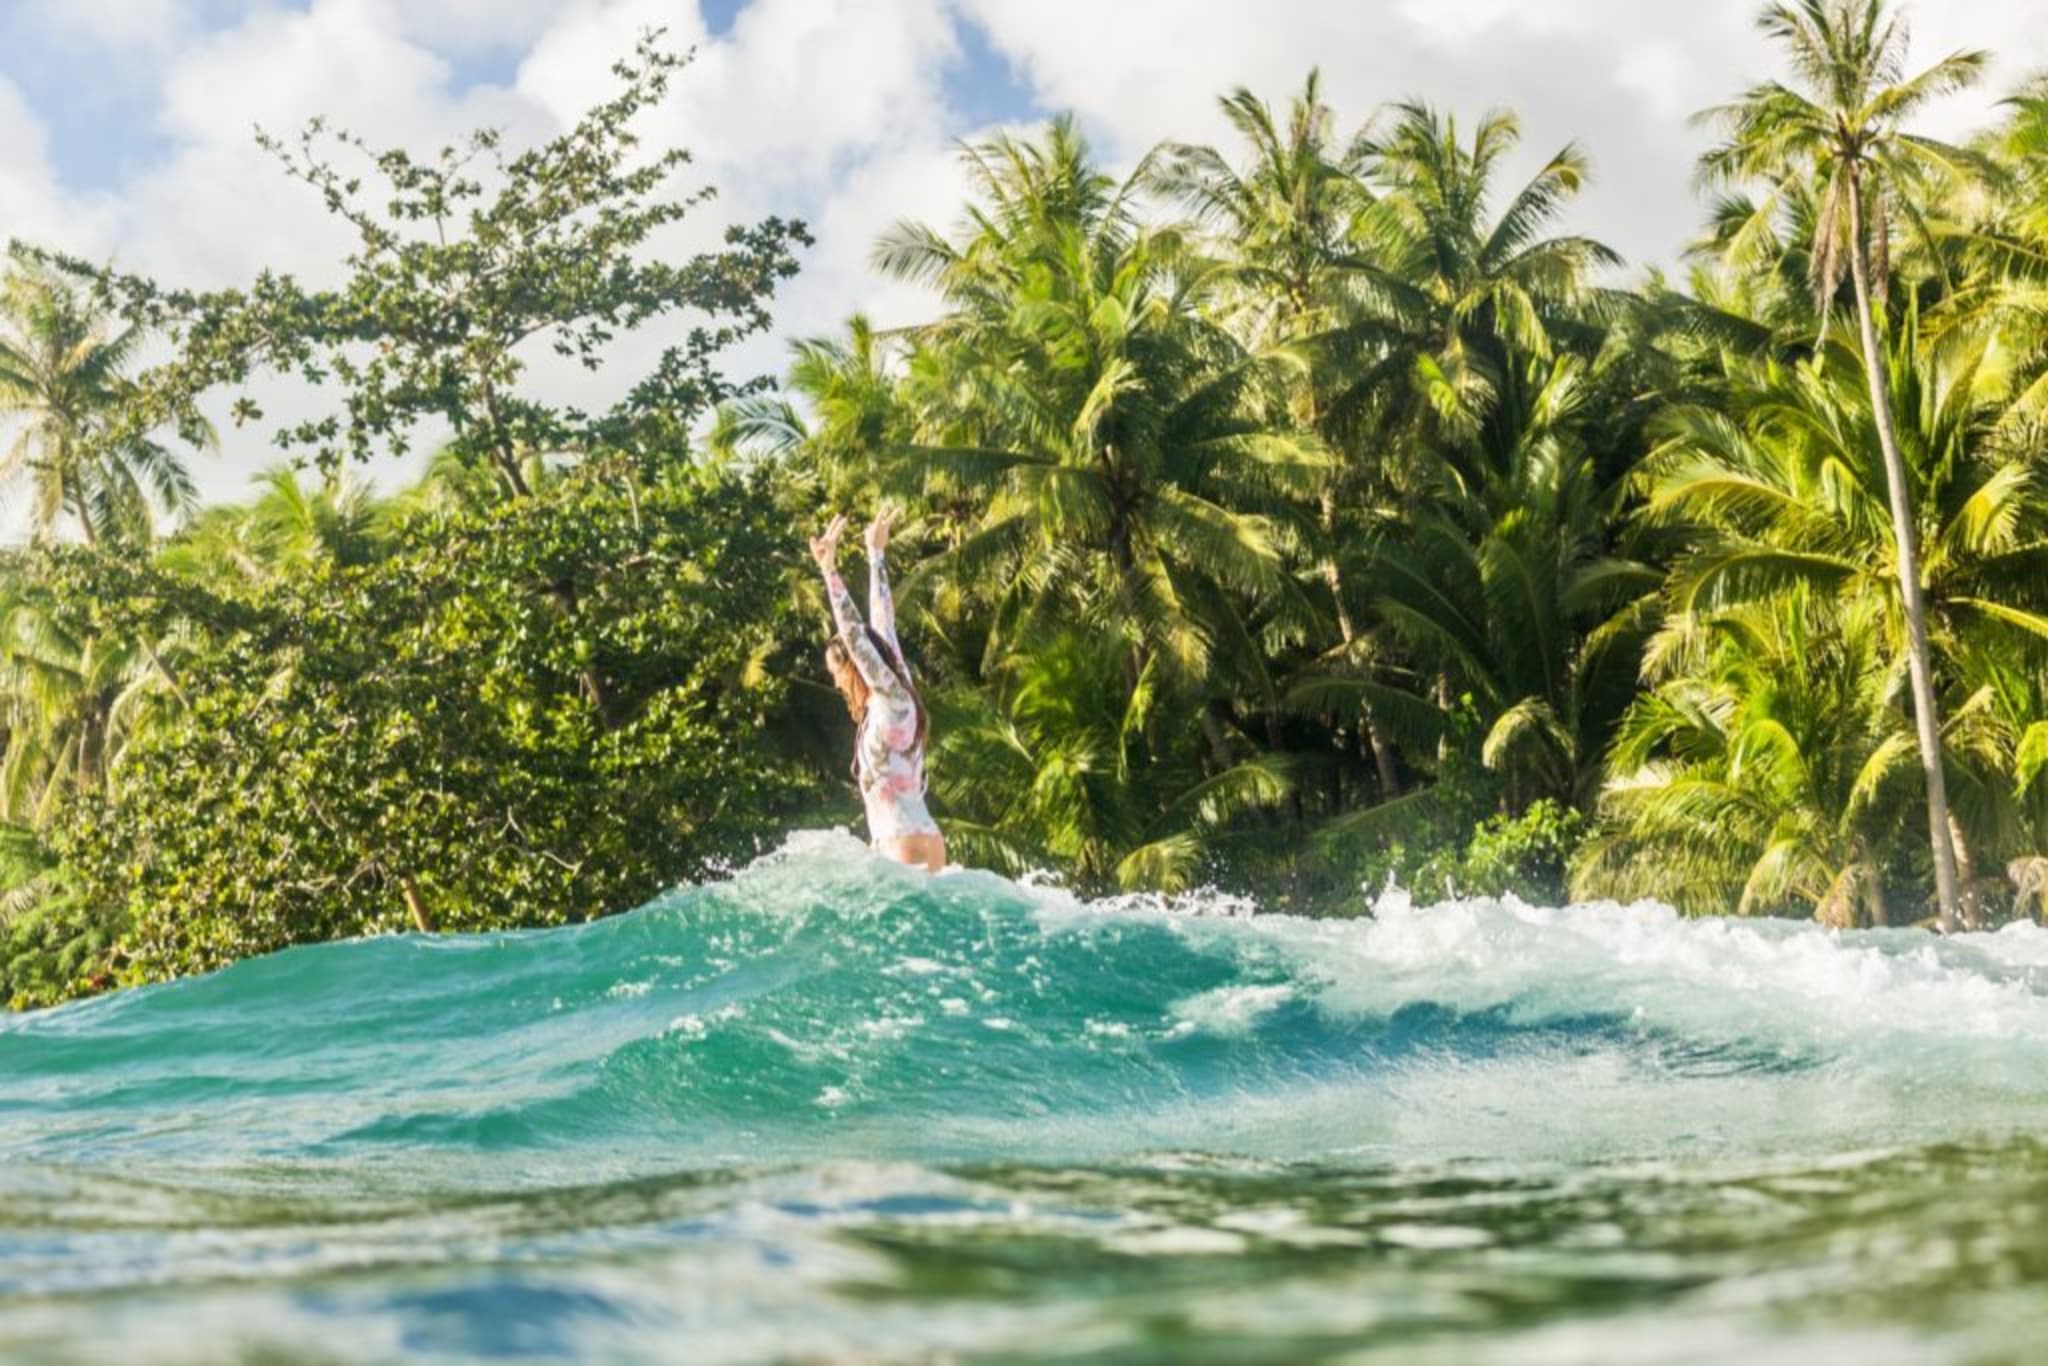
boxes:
[2,2,2047,1007]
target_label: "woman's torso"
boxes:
[856,692,932,839]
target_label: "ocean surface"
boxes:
[5,830,2048,1363]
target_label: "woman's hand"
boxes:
[810,514,848,570]
[864,505,897,556]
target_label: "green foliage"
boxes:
[932,629,1291,891]
[1693,0,1997,929]
[59,468,809,985]
[1418,800,1587,905]
[0,822,122,1009]
[0,35,820,1005]
[1279,751,1581,909]
[1574,591,1916,922]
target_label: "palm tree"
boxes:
[0,568,158,829]
[1575,590,1913,924]
[1333,101,1622,459]
[1144,74,1406,796]
[873,119,1325,703]
[1940,77,2048,429]
[932,627,1289,889]
[0,256,203,546]
[1321,101,1624,805]
[711,316,912,502]
[1695,0,1989,928]
[1147,91,1624,804]
[1143,70,1375,354]
[1950,639,2048,909]
[1282,349,1659,853]
[1642,317,2048,911]
[1372,355,1659,810]
[165,464,389,588]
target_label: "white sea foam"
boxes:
[1008,864,2048,1062]
[1170,984,1295,1036]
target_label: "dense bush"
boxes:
[56,469,815,986]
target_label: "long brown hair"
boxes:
[825,629,929,755]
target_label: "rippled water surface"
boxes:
[5,832,2048,1362]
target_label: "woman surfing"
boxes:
[810,509,947,872]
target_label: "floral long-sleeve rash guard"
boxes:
[824,551,938,842]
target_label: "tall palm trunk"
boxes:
[400,874,435,933]
[1317,491,1401,799]
[1845,178,1961,932]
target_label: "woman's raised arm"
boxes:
[864,508,908,677]
[811,514,862,639]
[814,514,907,700]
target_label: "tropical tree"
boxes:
[1575,590,1915,923]
[933,627,1289,889]
[1939,76,2048,429]
[873,119,1324,717]
[1145,91,1628,805]
[1360,354,1660,812]
[34,36,806,501]
[0,563,158,828]
[1642,317,2048,905]
[68,467,816,981]
[164,465,389,589]
[0,256,202,546]
[1696,0,1989,928]
[711,316,912,503]
[1332,101,1622,462]
[1143,70,1375,355]
[1144,73,1404,794]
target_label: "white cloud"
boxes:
[0,78,117,255]
[653,0,966,340]
[511,0,968,393]
[515,0,707,129]
[159,1,451,148]
[384,0,575,54]
[19,0,196,60]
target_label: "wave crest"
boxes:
[7,830,2048,1174]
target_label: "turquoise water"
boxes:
[6,831,2048,1362]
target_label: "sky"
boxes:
[1,0,2043,518]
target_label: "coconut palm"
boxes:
[872,118,1326,698]
[932,627,1290,890]
[1144,74,1408,795]
[1143,69,1375,353]
[1328,101,1622,460]
[1695,0,1989,927]
[1298,354,1659,824]
[1575,590,1914,924]
[1642,315,2048,899]
[1939,77,2048,431]
[1948,640,2048,909]
[1150,91,1632,808]
[711,316,912,501]
[165,465,389,589]
[0,257,203,546]
[0,572,157,829]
